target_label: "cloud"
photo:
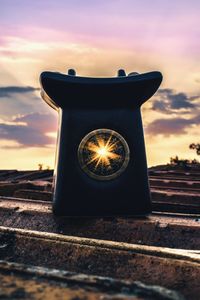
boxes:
[0,123,53,147]
[0,85,57,148]
[147,114,200,136]
[0,85,49,119]
[0,86,39,98]
[152,89,199,114]
[14,113,56,133]
[146,87,200,136]
[0,112,57,148]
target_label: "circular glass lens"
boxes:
[78,129,130,180]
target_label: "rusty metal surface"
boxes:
[14,189,52,201]
[149,177,200,189]
[0,261,185,300]
[1,187,200,215]
[7,188,200,206]
[0,226,199,299]
[0,197,199,250]
[0,167,199,300]
[0,170,53,182]
[1,190,200,215]
[151,189,200,205]
[152,201,200,214]
[0,181,50,198]
[149,169,200,177]
[0,170,199,215]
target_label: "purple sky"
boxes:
[0,0,200,169]
[1,0,200,51]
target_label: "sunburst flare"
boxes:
[78,129,130,180]
[86,135,120,169]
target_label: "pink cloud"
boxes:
[0,112,57,148]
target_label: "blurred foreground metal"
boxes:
[0,167,199,299]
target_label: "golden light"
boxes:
[78,129,130,180]
[97,147,107,156]
[86,136,120,169]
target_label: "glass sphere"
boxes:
[78,129,130,180]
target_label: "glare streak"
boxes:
[86,135,120,169]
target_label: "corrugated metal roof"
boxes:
[0,167,199,300]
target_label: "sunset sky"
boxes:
[0,0,200,170]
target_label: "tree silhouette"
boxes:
[38,163,43,171]
[189,143,200,155]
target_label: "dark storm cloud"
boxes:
[147,114,200,136]
[0,86,40,98]
[152,101,168,113]
[167,92,196,109]
[0,112,57,147]
[147,87,200,136]
[152,89,199,113]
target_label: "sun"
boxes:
[78,129,130,180]
[86,135,120,169]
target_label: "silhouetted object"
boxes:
[189,143,200,155]
[117,69,126,77]
[38,164,43,171]
[40,68,162,216]
[170,156,189,168]
[68,69,76,76]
